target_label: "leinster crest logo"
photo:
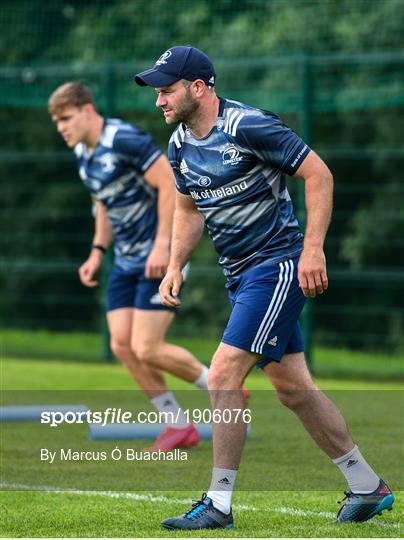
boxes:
[97,153,118,173]
[221,144,243,165]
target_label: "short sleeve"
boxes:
[236,109,310,175]
[114,127,162,174]
[168,137,189,195]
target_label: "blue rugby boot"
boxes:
[161,493,234,530]
[335,479,394,523]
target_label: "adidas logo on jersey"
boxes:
[180,159,189,174]
[223,110,245,137]
[268,336,278,346]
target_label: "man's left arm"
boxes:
[143,154,175,279]
[295,150,333,298]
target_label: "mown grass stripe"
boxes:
[1,482,399,529]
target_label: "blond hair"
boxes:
[48,81,95,115]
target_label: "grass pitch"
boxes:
[1,488,401,538]
[1,355,403,537]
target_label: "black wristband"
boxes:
[92,244,107,254]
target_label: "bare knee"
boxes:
[133,341,161,366]
[275,384,317,410]
[207,363,230,390]
[110,338,133,360]
[267,353,318,410]
[276,388,301,410]
[207,348,247,391]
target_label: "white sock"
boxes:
[332,444,380,493]
[150,391,189,429]
[194,365,209,391]
[207,467,237,514]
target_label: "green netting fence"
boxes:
[1,0,404,360]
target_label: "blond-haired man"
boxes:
[49,81,209,451]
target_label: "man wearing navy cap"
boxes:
[135,46,216,89]
[135,46,394,529]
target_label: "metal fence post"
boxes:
[298,54,314,367]
[100,63,116,361]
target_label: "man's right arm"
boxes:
[159,192,204,306]
[92,200,114,249]
[78,201,114,287]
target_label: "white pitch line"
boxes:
[1,482,400,529]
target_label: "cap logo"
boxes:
[155,50,172,66]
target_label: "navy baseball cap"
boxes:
[134,46,216,88]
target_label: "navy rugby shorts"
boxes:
[106,264,189,312]
[221,255,306,367]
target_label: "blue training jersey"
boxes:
[74,118,162,272]
[169,98,310,278]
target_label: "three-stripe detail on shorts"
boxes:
[251,259,294,354]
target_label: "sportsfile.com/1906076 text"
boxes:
[40,407,252,427]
